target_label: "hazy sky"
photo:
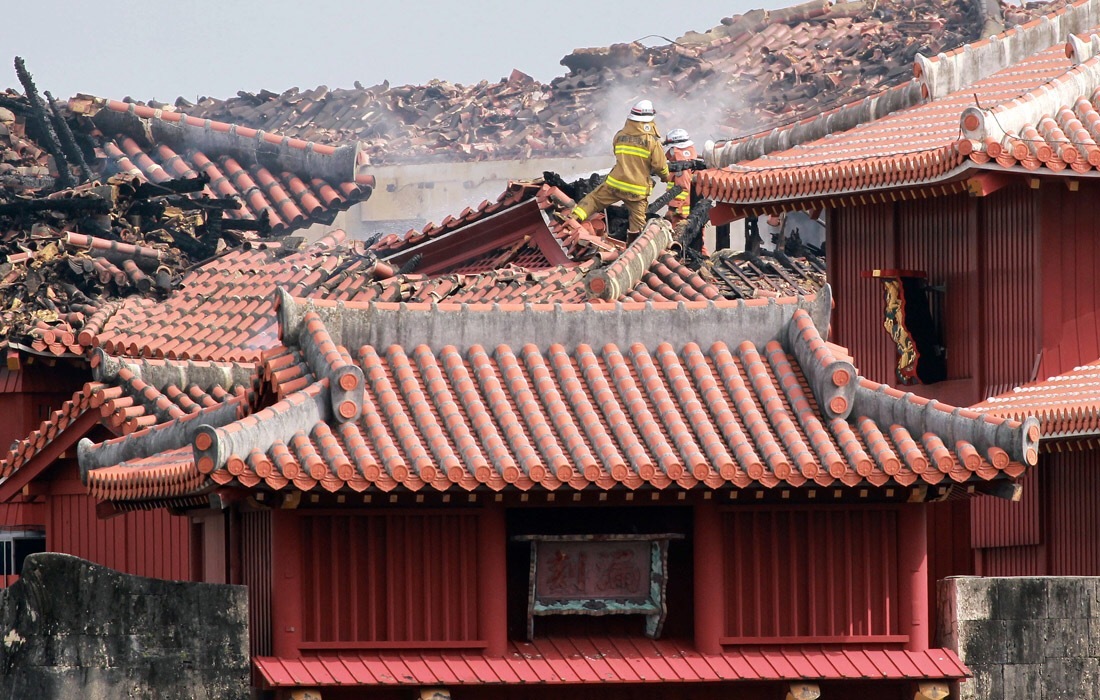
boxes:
[1,0,791,103]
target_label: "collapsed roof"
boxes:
[156,0,1065,164]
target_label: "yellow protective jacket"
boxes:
[605,119,669,199]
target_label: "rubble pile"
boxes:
[169,0,1065,164]
[0,113,284,356]
[0,89,56,193]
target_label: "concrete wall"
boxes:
[939,576,1100,699]
[0,552,248,699]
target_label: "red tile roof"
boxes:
[78,286,1038,502]
[697,0,1100,208]
[254,636,969,688]
[0,353,256,502]
[973,358,1100,439]
[68,96,373,232]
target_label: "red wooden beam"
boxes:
[477,502,508,656]
[898,504,929,652]
[693,499,724,655]
[0,407,101,504]
[966,172,1015,198]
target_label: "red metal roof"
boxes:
[973,358,1100,439]
[697,0,1100,208]
[78,285,1038,502]
[254,637,969,687]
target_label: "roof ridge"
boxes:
[918,0,1100,101]
[276,285,830,356]
[706,81,925,167]
[585,219,673,300]
[787,307,857,420]
[298,310,364,423]
[78,392,246,477]
[191,379,330,475]
[68,95,362,185]
[91,348,257,394]
[855,379,1040,468]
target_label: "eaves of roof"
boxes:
[973,358,1100,440]
[78,285,1038,503]
[255,636,970,687]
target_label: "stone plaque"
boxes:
[514,533,683,640]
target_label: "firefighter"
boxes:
[564,100,670,245]
[663,128,697,226]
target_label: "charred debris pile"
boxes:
[166,0,1062,164]
[0,62,296,357]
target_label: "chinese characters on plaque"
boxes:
[513,534,682,639]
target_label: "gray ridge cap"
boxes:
[852,381,1040,466]
[192,379,332,475]
[91,348,257,394]
[78,396,244,481]
[275,284,831,356]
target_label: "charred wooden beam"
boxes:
[14,57,73,189]
[0,196,111,217]
[44,91,93,184]
[132,174,210,199]
[646,185,683,217]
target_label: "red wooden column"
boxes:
[270,508,303,657]
[694,499,724,654]
[898,504,929,651]
[478,501,508,656]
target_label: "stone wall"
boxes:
[0,552,248,699]
[939,576,1100,699]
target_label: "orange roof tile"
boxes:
[973,358,1100,439]
[80,287,1038,502]
[698,0,1100,207]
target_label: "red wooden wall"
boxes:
[1036,182,1100,379]
[974,450,1100,576]
[45,476,191,581]
[297,510,483,646]
[828,182,1041,407]
[721,506,902,643]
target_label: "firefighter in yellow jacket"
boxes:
[565,100,670,244]
[663,128,698,226]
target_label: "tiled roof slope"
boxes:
[369,177,820,302]
[68,96,373,232]
[255,636,969,688]
[0,87,374,360]
[78,285,1039,502]
[0,352,255,499]
[84,230,397,362]
[697,0,1100,207]
[973,358,1100,439]
[161,0,1011,165]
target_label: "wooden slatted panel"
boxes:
[828,203,897,385]
[980,183,1039,398]
[722,507,899,641]
[970,468,1041,548]
[979,545,1046,576]
[1047,450,1100,575]
[1037,181,1100,379]
[300,511,481,643]
[896,194,973,381]
[46,492,191,580]
[242,510,272,657]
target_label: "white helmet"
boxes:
[628,99,656,122]
[664,128,692,148]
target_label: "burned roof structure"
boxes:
[151,0,1065,165]
[0,65,374,359]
